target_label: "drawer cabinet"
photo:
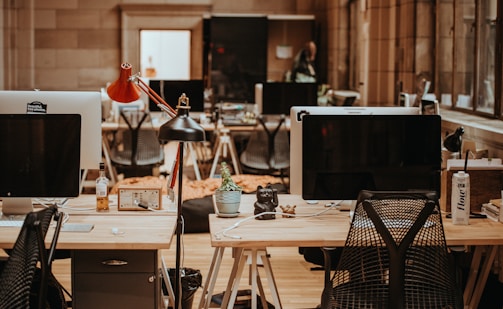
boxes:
[72,250,159,308]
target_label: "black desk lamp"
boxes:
[108,63,205,309]
[158,94,205,309]
[443,126,464,159]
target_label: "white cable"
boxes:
[135,199,187,270]
[34,198,96,211]
[62,212,70,225]
[134,199,175,213]
[180,215,185,269]
[214,201,343,239]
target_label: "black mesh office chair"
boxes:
[239,115,290,185]
[0,205,64,309]
[109,110,164,177]
[324,190,463,309]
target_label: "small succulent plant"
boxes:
[216,162,242,191]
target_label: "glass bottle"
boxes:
[96,162,109,211]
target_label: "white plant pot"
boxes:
[214,190,242,214]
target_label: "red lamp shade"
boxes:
[107,63,142,103]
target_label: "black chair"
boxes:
[324,190,463,309]
[0,205,64,309]
[109,110,164,177]
[239,115,290,185]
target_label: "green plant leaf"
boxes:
[217,162,242,191]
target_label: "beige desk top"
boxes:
[0,194,176,250]
[209,194,503,248]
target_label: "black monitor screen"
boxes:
[0,114,81,198]
[302,114,441,200]
[148,80,205,112]
[262,82,318,115]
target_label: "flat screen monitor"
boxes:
[0,114,81,215]
[301,114,441,201]
[0,91,101,170]
[289,106,421,195]
[148,80,205,112]
[259,82,318,115]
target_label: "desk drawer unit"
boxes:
[72,250,159,308]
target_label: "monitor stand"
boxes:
[1,198,34,216]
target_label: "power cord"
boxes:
[135,200,176,213]
[214,201,343,240]
[134,199,186,267]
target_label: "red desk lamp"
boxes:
[107,62,177,117]
[107,63,205,309]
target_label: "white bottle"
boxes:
[451,171,470,225]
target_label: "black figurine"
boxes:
[254,184,279,220]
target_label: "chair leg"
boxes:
[320,248,333,309]
[449,246,467,291]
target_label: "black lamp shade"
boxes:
[158,107,205,143]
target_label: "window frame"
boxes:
[441,0,502,119]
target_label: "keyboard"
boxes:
[0,220,23,227]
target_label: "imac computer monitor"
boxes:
[148,80,205,113]
[0,91,101,170]
[0,114,81,215]
[257,82,318,115]
[301,114,441,202]
[289,106,421,196]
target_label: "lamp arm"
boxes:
[136,78,181,186]
[170,147,181,190]
[136,78,177,118]
[128,75,182,191]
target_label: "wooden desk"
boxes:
[200,194,503,309]
[0,195,176,309]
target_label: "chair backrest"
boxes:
[0,205,63,309]
[327,190,462,309]
[110,110,164,167]
[240,115,290,172]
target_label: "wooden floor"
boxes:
[52,232,325,309]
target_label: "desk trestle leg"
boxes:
[161,257,175,308]
[222,248,282,309]
[463,245,499,309]
[198,247,226,309]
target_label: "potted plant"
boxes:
[214,162,242,215]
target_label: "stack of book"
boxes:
[481,198,501,222]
